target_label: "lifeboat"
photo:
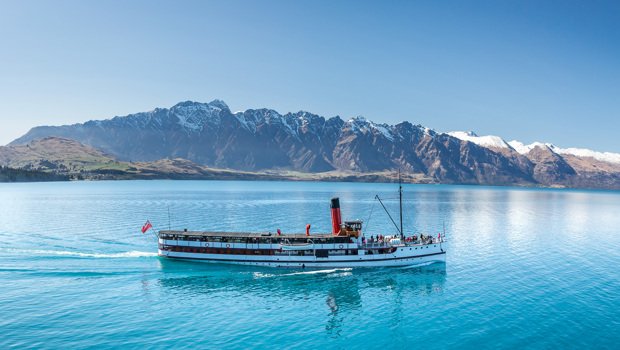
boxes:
[280,243,314,251]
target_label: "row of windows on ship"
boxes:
[159,246,436,255]
[159,234,352,244]
[158,246,398,256]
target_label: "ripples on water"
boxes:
[0,181,618,349]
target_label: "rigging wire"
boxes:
[364,199,376,237]
[375,195,402,235]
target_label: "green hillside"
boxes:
[0,166,69,182]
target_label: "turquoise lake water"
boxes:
[1,180,618,349]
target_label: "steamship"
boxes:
[157,186,447,268]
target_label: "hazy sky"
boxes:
[1,0,619,151]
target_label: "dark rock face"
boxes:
[524,146,576,183]
[9,99,619,189]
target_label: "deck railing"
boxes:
[359,238,441,248]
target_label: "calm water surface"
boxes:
[0,181,618,349]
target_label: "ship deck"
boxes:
[158,230,336,239]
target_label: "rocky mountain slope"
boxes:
[448,131,620,189]
[9,100,620,189]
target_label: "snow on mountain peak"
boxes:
[551,146,620,164]
[170,101,224,133]
[346,116,367,124]
[507,140,620,164]
[447,131,509,149]
[207,99,229,110]
[507,141,551,154]
[345,116,397,141]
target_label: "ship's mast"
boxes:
[374,169,405,238]
[399,168,403,240]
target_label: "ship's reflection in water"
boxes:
[155,259,446,339]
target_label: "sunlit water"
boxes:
[0,181,618,349]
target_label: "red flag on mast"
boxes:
[141,220,152,233]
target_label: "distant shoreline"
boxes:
[4,169,616,192]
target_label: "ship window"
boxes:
[315,250,329,258]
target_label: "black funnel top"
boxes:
[330,197,340,209]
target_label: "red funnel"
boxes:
[330,198,342,234]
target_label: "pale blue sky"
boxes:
[1,0,619,151]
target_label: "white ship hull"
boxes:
[158,238,446,268]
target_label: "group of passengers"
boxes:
[364,234,392,244]
[405,233,440,244]
[363,233,441,245]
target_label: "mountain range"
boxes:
[6,100,620,190]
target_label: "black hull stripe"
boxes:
[158,251,446,264]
